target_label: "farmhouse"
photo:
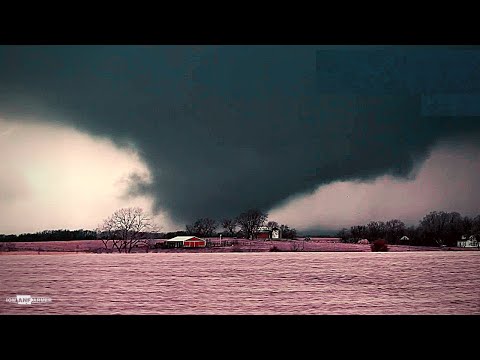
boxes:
[457,235,478,248]
[255,226,283,240]
[166,236,206,248]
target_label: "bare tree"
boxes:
[236,209,268,240]
[222,218,238,236]
[186,218,217,237]
[97,207,161,253]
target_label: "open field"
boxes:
[1,251,479,314]
[1,237,472,255]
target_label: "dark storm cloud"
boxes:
[0,45,479,224]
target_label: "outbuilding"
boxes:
[256,226,271,240]
[457,235,478,248]
[271,227,282,239]
[166,236,206,248]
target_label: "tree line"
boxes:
[185,208,298,240]
[0,229,98,243]
[4,209,477,247]
[94,207,297,253]
[0,208,297,245]
[336,211,480,247]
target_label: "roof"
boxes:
[257,226,270,232]
[400,236,410,240]
[458,235,478,241]
[166,236,205,242]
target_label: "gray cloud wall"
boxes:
[0,45,479,224]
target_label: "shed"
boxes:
[166,236,206,248]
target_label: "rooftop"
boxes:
[167,236,204,242]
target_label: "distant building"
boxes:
[271,227,282,239]
[400,235,410,242]
[166,236,206,248]
[255,226,283,240]
[256,226,271,240]
[457,235,478,248]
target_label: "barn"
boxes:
[256,226,271,240]
[166,236,206,248]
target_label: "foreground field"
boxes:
[0,237,459,255]
[2,252,479,314]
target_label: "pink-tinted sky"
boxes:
[1,46,480,231]
[1,118,479,234]
[0,118,176,234]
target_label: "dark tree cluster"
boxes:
[336,211,480,247]
[279,224,297,239]
[187,209,297,240]
[232,209,268,240]
[0,229,98,242]
[222,218,239,237]
[162,231,189,239]
[186,218,218,237]
[187,210,268,239]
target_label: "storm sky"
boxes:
[1,46,479,234]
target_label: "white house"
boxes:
[457,235,478,248]
[271,227,282,239]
